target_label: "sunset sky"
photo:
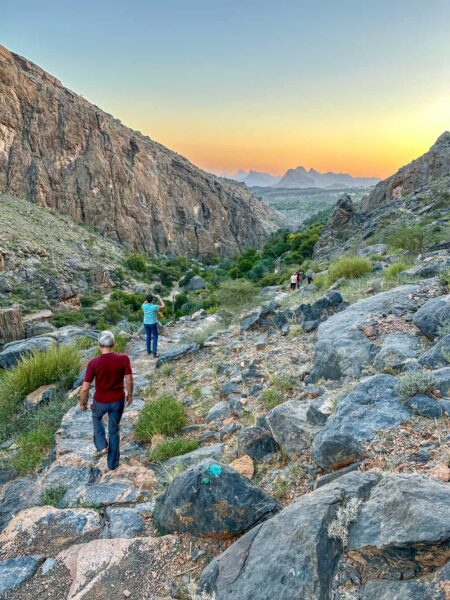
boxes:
[2,0,450,178]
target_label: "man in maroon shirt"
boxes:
[79,330,133,470]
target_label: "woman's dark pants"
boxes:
[92,399,124,470]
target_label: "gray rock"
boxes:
[153,459,281,538]
[199,471,380,600]
[206,401,230,422]
[413,294,450,340]
[419,334,450,368]
[237,427,279,460]
[63,483,145,508]
[362,579,428,600]
[312,375,411,469]
[0,555,44,594]
[184,275,207,291]
[157,443,225,474]
[348,474,450,579]
[25,321,57,338]
[40,463,101,491]
[0,478,41,531]
[220,382,240,396]
[267,400,319,458]
[306,404,329,425]
[104,508,145,538]
[309,283,423,381]
[240,304,290,335]
[357,243,387,257]
[373,332,421,372]
[407,394,446,418]
[315,462,364,489]
[433,367,450,397]
[293,291,347,332]
[155,343,199,367]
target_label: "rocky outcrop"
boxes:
[361,132,450,212]
[0,44,278,258]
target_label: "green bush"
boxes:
[80,293,102,308]
[214,279,258,309]
[134,394,186,441]
[328,256,372,284]
[261,387,283,409]
[385,225,428,255]
[0,346,80,434]
[40,486,67,508]
[383,261,411,280]
[124,253,148,273]
[148,438,199,462]
[396,370,437,402]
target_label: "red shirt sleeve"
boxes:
[124,356,132,376]
[84,359,95,383]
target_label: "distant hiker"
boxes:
[290,273,297,291]
[142,293,165,356]
[306,268,314,284]
[295,270,302,289]
[79,330,133,471]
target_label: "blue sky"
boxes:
[2,0,449,176]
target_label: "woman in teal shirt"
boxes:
[142,293,165,356]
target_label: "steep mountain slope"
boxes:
[0,44,278,258]
[314,132,450,259]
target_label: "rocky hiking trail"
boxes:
[1,269,450,599]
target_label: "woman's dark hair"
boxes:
[146,293,154,303]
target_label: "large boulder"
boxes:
[199,471,380,600]
[373,332,421,372]
[153,460,280,538]
[0,555,44,596]
[0,478,41,532]
[309,282,427,382]
[293,291,347,332]
[311,375,411,470]
[240,303,290,335]
[413,294,450,340]
[0,507,102,559]
[267,401,319,458]
[419,334,450,368]
[183,275,207,291]
[348,474,450,579]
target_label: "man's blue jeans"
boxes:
[92,399,124,470]
[144,323,158,355]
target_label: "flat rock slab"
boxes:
[155,343,199,367]
[104,507,145,539]
[0,477,41,532]
[309,282,427,381]
[373,332,421,372]
[0,555,45,595]
[156,443,226,475]
[312,374,411,469]
[199,471,379,600]
[63,483,145,508]
[419,334,450,368]
[153,459,281,538]
[0,507,102,559]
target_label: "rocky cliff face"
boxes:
[0,44,278,258]
[361,131,450,212]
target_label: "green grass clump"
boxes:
[148,438,199,462]
[271,374,296,392]
[214,279,259,310]
[40,486,67,508]
[396,370,437,402]
[134,394,186,441]
[383,261,411,280]
[261,387,284,409]
[327,256,372,284]
[0,345,80,438]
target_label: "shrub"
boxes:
[385,224,428,255]
[40,486,67,508]
[124,253,148,273]
[0,345,80,434]
[261,387,283,409]
[148,438,199,462]
[80,293,102,308]
[328,257,372,284]
[396,370,437,401]
[214,279,258,309]
[134,394,186,441]
[383,261,411,280]
[271,374,296,392]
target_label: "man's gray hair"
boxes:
[98,330,115,347]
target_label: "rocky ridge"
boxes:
[0,44,279,258]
